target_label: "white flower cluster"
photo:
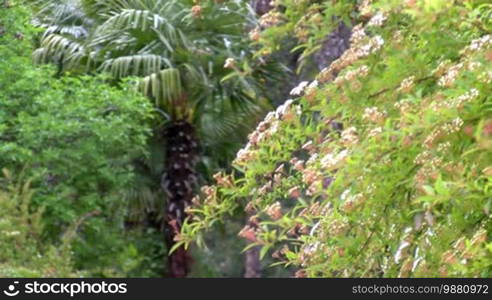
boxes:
[359,0,375,18]
[199,185,217,206]
[430,89,479,111]
[363,106,387,124]
[414,150,432,165]
[350,24,367,46]
[367,12,387,27]
[258,11,282,28]
[341,126,359,146]
[437,36,491,87]
[414,157,443,185]
[432,60,452,77]
[397,76,416,93]
[467,61,482,71]
[422,118,464,149]
[360,35,385,56]
[368,126,383,138]
[436,141,451,153]
[266,201,282,220]
[450,117,464,130]
[394,100,413,114]
[478,71,492,84]
[213,172,233,188]
[334,65,370,86]
[299,241,323,267]
[290,81,309,96]
[318,17,386,83]
[224,57,236,69]
[328,219,350,236]
[438,63,463,87]
[233,99,300,166]
[306,80,318,92]
[392,30,404,44]
[460,35,492,55]
[340,189,365,213]
[290,80,319,97]
[320,149,349,170]
[306,153,318,166]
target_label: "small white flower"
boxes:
[290,81,309,96]
[308,80,318,89]
[373,35,385,48]
[321,149,349,170]
[223,58,236,69]
[367,12,387,27]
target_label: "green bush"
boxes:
[1,2,159,276]
[0,170,80,277]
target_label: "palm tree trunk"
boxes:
[162,120,199,278]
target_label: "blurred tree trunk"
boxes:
[313,22,352,70]
[162,120,199,277]
[244,214,261,278]
[251,0,274,16]
[244,246,261,278]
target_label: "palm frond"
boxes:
[99,54,169,78]
[33,34,85,65]
[99,9,176,36]
[91,0,179,15]
[32,0,277,124]
[42,24,89,39]
[138,68,183,108]
[87,8,182,53]
[34,0,92,28]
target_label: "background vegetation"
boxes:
[1,3,158,276]
[1,0,490,277]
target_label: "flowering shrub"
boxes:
[180,0,492,277]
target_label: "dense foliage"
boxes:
[33,0,277,155]
[0,170,79,277]
[2,0,491,278]
[30,0,289,277]
[181,0,492,277]
[1,3,160,276]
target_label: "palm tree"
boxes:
[33,0,282,277]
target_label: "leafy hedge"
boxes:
[181,0,492,277]
[1,3,158,276]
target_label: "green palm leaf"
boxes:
[98,9,178,45]
[33,34,84,64]
[138,68,183,108]
[99,54,169,78]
